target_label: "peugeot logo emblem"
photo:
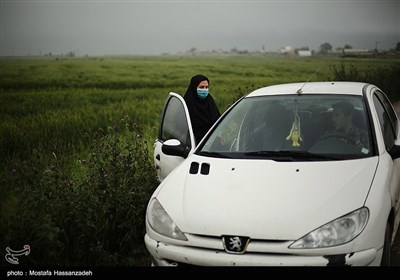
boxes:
[222,235,250,254]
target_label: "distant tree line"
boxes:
[200,41,399,54]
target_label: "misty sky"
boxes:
[0,0,399,56]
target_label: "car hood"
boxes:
[155,155,378,240]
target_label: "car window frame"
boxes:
[154,92,196,181]
[372,90,397,150]
[158,93,193,150]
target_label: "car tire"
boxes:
[381,222,392,266]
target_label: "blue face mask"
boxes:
[197,88,209,100]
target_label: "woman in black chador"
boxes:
[183,74,221,144]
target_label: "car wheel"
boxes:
[381,222,392,266]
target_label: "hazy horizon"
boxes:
[1,0,399,56]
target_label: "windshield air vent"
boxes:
[189,162,199,174]
[201,163,210,175]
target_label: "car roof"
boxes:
[247,81,370,97]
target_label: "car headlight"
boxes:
[290,207,369,249]
[147,198,187,241]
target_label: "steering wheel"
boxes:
[309,132,360,154]
[317,132,357,146]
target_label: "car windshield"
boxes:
[198,94,373,161]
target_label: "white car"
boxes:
[146,82,400,266]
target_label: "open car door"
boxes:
[154,92,196,181]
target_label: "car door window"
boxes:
[373,92,396,149]
[375,91,398,135]
[159,96,192,149]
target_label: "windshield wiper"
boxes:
[197,151,232,158]
[244,150,337,161]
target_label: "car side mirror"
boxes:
[162,139,190,158]
[388,138,400,160]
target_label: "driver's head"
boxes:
[332,101,354,133]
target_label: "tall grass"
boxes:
[1,117,158,266]
[1,55,399,266]
[324,63,400,101]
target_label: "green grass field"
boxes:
[1,55,399,265]
[2,55,399,155]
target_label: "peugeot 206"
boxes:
[145,82,400,266]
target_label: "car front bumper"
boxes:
[145,234,382,266]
